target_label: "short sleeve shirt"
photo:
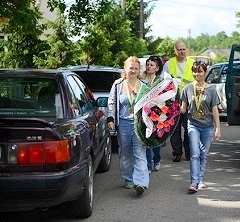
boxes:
[181,84,220,127]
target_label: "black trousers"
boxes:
[170,113,190,159]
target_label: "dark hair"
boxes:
[192,61,207,73]
[146,55,163,75]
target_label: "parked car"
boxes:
[0,69,112,218]
[205,60,240,113]
[59,65,122,151]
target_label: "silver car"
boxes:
[205,61,240,113]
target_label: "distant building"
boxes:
[198,47,240,61]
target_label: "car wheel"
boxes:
[66,156,93,218]
[97,134,112,173]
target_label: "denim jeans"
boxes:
[188,123,214,185]
[146,146,161,170]
[118,119,149,188]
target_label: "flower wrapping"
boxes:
[134,72,180,147]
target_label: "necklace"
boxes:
[193,82,206,119]
[125,79,138,115]
[126,79,138,97]
[146,74,156,86]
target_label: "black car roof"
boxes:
[59,65,123,73]
[0,68,74,78]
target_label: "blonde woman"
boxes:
[107,56,149,196]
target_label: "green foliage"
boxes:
[67,0,112,37]
[1,0,240,69]
[156,37,175,57]
[33,12,74,68]
[213,53,228,63]
[0,32,47,68]
[0,0,36,24]
[145,37,164,55]
[0,3,45,68]
[80,5,148,67]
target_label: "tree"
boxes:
[123,0,153,39]
[0,3,46,68]
[80,4,148,67]
[0,0,37,27]
[33,11,74,68]
[48,0,113,38]
[156,37,174,57]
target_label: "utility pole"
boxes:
[121,0,125,15]
[188,29,191,55]
[139,0,144,39]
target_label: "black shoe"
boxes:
[135,185,145,196]
[173,155,181,162]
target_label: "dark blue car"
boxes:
[0,69,111,218]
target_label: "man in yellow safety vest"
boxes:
[162,41,194,162]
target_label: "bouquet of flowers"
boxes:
[134,72,180,147]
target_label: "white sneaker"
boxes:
[148,170,151,175]
[154,162,161,171]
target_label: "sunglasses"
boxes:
[149,55,160,60]
[193,60,207,67]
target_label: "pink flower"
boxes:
[143,106,151,114]
[157,129,164,138]
[141,82,180,140]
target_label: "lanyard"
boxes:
[146,75,156,86]
[125,80,138,106]
[193,82,206,110]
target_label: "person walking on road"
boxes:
[107,56,149,196]
[143,55,164,174]
[180,61,221,193]
[162,41,195,162]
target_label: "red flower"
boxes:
[150,112,159,121]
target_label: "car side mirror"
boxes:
[96,97,108,107]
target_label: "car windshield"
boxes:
[0,77,62,118]
[73,70,121,92]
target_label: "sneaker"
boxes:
[173,155,181,162]
[154,162,161,171]
[188,183,198,193]
[198,182,207,189]
[148,170,151,175]
[124,183,134,189]
[135,185,145,195]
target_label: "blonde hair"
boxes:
[121,56,142,79]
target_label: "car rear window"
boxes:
[0,77,62,118]
[73,70,121,92]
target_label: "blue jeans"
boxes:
[117,119,149,188]
[188,123,214,185]
[146,146,161,170]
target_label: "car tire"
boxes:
[97,134,112,173]
[66,155,93,218]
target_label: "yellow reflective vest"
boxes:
[169,57,195,91]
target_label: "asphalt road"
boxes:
[1,120,240,222]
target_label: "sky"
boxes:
[65,0,240,39]
[147,0,240,39]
